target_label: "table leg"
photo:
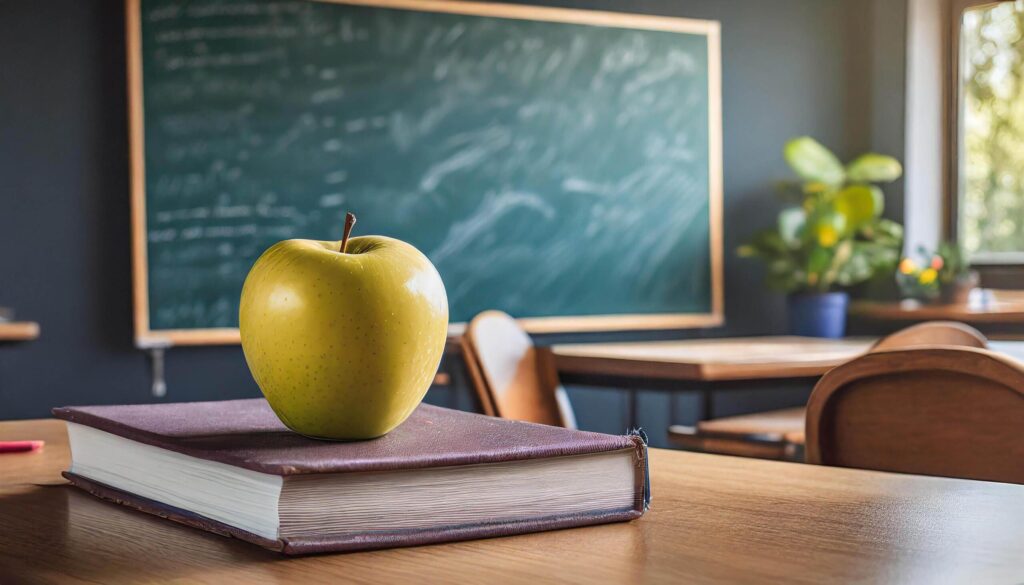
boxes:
[700,386,714,422]
[627,389,639,430]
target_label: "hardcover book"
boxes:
[53,399,649,555]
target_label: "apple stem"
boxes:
[340,212,357,254]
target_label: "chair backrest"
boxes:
[870,321,987,351]
[805,346,1024,484]
[462,311,577,429]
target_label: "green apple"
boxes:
[239,214,448,440]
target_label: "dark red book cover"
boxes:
[54,399,649,554]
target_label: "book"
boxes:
[54,399,649,555]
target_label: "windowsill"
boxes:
[970,263,1024,289]
[969,253,1024,266]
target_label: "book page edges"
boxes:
[62,443,648,555]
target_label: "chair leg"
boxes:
[626,390,639,430]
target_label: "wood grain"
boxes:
[2,419,1023,583]
[323,0,720,33]
[0,419,67,485]
[0,322,40,342]
[806,346,1024,485]
[127,0,150,349]
[552,336,874,382]
[871,320,988,349]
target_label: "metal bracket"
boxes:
[138,339,173,398]
[148,347,167,397]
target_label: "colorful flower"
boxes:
[898,258,918,275]
[931,256,944,270]
[919,268,938,285]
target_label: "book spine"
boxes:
[628,429,651,511]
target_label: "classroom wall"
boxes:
[0,0,905,442]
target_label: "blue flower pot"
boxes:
[787,292,849,338]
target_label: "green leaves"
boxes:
[846,153,903,183]
[833,184,883,233]
[784,137,902,188]
[860,218,903,247]
[811,211,845,247]
[784,137,845,187]
[738,230,788,258]
[835,242,876,286]
[807,245,832,276]
[737,136,906,294]
[778,207,806,246]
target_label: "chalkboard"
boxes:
[128,0,723,346]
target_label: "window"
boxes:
[955,0,1024,263]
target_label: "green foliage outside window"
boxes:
[960,3,1024,256]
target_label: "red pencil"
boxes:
[0,441,44,454]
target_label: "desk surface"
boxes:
[0,321,40,342]
[2,419,1022,583]
[552,336,875,381]
[850,290,1024,324]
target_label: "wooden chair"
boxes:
[667,407,807,461]
[668,322,988,460]
[870,320,987,351]
[462,311,577,429]
[805,346,1024,484]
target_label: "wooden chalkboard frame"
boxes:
[128,0,724,348]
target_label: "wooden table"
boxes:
[2,419,1022,583]
[550,336,874,427]
[0,321,40,342]
[553,336,873,382]
[850,290,1024,331]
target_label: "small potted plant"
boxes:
[896,252,940,302]
[898,242,978,304]
[739,137,904,338]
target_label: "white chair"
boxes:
[463,311,577,429]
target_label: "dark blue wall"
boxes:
[0,0,901,446]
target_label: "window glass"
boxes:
[959,1,1024,261]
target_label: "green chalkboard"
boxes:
[129,0,722,345]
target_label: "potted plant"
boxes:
[897,242,978,304]
[936,241,980,303]
[739,137,904,338]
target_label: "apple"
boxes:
[239,213,448,440]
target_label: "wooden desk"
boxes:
[850,289,1024,325]
[550,336,874,426]
[0,321,40,342]
[2,419,1022,583]
[553,336,873,382]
